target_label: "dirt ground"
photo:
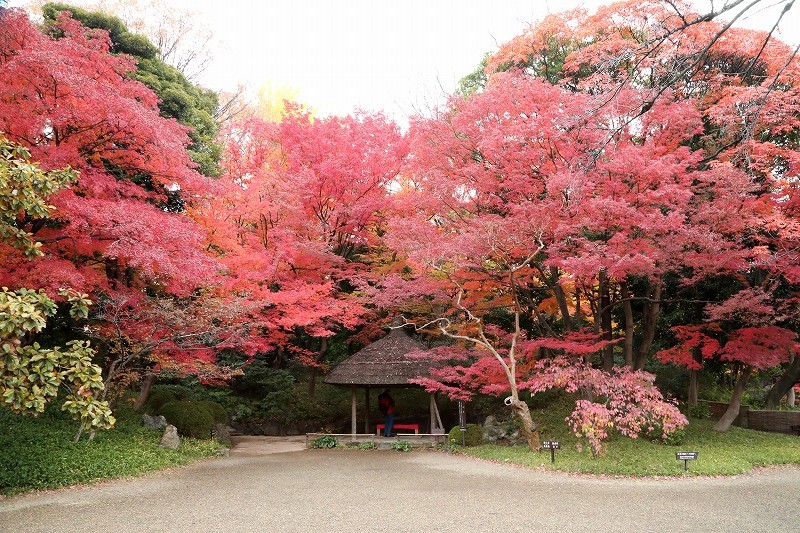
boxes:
[1,437,799,532]
[227,435,308,456]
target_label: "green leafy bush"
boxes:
[260,384,315,425]
[154,384,194,401]
[661,426,686,446]
[688,402,711,420]
[196,400,227,424]
[159,401,213,438]
[310,435,338,448]
[145,390,178,414]
[391,440,412,452]
[356,441,377,450]
[448,424,483,446]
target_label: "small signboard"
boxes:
[676,451,699,471]
[542,441,560,463]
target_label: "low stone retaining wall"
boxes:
[305,432,447,449]
[703,400,800,435]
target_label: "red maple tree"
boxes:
[385,0,800,443]
[0,9,224,391]
[192,109,407,388]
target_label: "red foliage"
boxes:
[657,322,797,371]
[0,10,223,385]
[194,110,408,358]
[0,10,216,297]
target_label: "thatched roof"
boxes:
[324,327,435,387]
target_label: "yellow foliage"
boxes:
[256,81,312,122]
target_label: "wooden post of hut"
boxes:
[364,387,370,434]
[351,386,357,436]
[430,392,444,434]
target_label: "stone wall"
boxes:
[702,400,800,435]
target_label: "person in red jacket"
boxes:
[378,389,395,437]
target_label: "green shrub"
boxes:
[195,400,227,424]
[391,440,412,452]
[688,402,711,420]
[260,384,315,425]
[356,441,377,450]
[159,401,214,438]
[145,389,178,414]
[661,427,686,446]
[153,384,194,400]
[310,435,338,448]
[448,424,483,446]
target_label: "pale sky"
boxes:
[8,0,800,125]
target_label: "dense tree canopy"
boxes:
[2,1,799,448]
[384,0,800,443]
[0,9,229,402]
[194,109,407,367]
[42,3,222,177]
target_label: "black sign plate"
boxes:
[676,451,699,460]
[542,441,561,449]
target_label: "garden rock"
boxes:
[482,415,506,443]
[160,424,180,449]
[142,414,167,430]
[212,423,233,446]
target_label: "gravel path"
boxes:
[1,437,798,532]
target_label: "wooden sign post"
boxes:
[542,441,560,463]
[458,401,466,446]
[676,451,699,471]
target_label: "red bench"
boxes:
[376,423,419,435]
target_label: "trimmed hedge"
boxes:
[160,401,214,438]
[196,400,227,424]
[145,390,178,414]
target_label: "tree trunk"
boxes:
[634,280,662,370]
[272,346,284,369]
[308,337,327,401]
[765,351,800,409]
[714,366,752,432]
[599,271,613,372]
[509,397,540,451]
[133,374,156,410]
[687,347,701,406]
[550,266,573,333]
[74,422,85,442]
[620,281,634,367]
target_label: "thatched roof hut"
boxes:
[324,327,434,387]
[324,325,444,435]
